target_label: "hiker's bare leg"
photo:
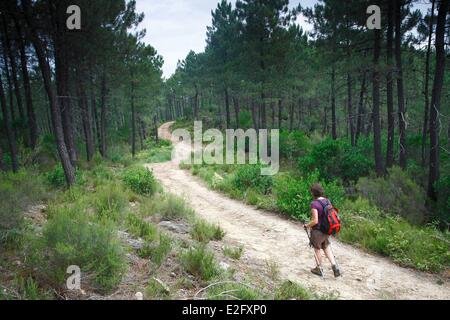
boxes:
[323,246,336,266]
[314,248,322,266]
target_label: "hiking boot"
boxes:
[332,265,341,278]
[311,266,323,277]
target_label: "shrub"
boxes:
[0,170,48,246]
[206,281,263,300]
[122,166,157,195]
[435,174,450,226]
[356,166,428,225]
[33,207,126,292]
[46,165,67,188]
[274,171,345,221]
[181,245,220,281]
[298,138,372,183]
[274,280,312,300]
[46,164,84,188]
[279,130,311,160]
[223,245,244,260]
[339,198,450,273]
[92,183,128,222]
[232,164,273,194]
[190,219,225,243]
[145,278,170,299]
[156,194,195,220]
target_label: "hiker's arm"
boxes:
[305,209,319,229]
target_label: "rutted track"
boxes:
[146,121,450,300]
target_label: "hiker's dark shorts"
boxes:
[310,229,330,250]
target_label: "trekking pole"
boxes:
[303,226,324,277]
[328,236,340,271]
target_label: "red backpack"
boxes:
[317,198,341,236]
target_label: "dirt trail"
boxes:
[146,121,450,300]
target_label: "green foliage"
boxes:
[181,244,220,281]
[122,166,157,195]
[190,219,225,243]
[125,213,172,265]
[31,206,126,292]
[274,280,312,300]
[206,281,264,300]
[145,278,170,299]
[339,198,450,273]
[298,138,372,183]
[92,183,129,222]
[138,139,173,163]
[232,164,273,194]
[0,169,48,246]
[279,130,311,160]
[222,245,244,260]
[274,171,345,221]
[356,167,428,225]
[156,194,195,220]
[46,164,84,188]
[435,173,450,226]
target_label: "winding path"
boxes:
[146,121,449,300]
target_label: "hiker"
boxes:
[304,183,341,278]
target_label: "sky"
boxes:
[135,0,430,78]
[135,0,317,78]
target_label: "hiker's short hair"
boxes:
[310,183,324,199]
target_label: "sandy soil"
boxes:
[146,121,450,300]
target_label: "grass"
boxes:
[156,194,195,220]
[206,281,265,300]
[181,244,220,281]
[190,219,225,243]
[339,198,450,273]
[274,280,312,300]
[125,213,172,265]
[222,245,244,260]
[0,169,50,246]
[145,278,171,300]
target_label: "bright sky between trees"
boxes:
[135,0,317,78]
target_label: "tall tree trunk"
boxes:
[50,1,77,165]
[331,66,337,140]
[386,0,395,168]
[2,14,25,122]
[194,84,199,120]
[422,0,436,167]
[395,0,407,169]
[0,74,18,172]
[233,96,240,128]
[131,81,136,157]
[21,0,75,185]
[100,75,107,157]
[373,28,384,177]
[0,145,5,171]
[76,75,94,161]
[356,70,367,144]
[260,93,267,129]
[289,100,294,132]
[347,74,356,146]
[1,35,16,126]
[251,99,259,131]
[278,98,283,129]
[297,98,302,129]
[224,88,231,129]
[15,18,38,149]
[427,0,449,200]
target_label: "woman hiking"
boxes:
[304,183,341,278]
